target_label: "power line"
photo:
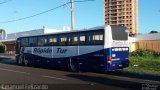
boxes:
[74,0,95,2]
[0,2,71,23]
[0,0,95,23]
[0,0,12,4]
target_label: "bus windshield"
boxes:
[111,25,128,40]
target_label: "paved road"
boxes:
[0,59,159,90]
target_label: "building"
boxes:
[0,27,68,54]
[128,36,136,52]
[104,0,138,34]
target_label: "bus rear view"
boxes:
[104,25,129,71]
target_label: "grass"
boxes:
[121,56,160,75]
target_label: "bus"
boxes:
[15,25,129,71]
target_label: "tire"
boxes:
[69,58,79,72]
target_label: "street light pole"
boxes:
[13,10,18,39]
[71,0,74,31]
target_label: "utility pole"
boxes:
[71,0,74,31]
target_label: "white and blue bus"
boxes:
[16,25,129,71]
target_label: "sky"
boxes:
[0,0,160,34]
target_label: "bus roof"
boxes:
[17,26,105,39]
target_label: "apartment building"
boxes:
[104,0,138,34]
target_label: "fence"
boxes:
[136,40,160,52]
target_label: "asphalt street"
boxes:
[0,58,159,90]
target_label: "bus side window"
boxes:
[29,37,37,47]
[71,33,79,45]
[48,35,58,46]
[79,33,86,45]
[20,38,29,47]
[37,36,48,46]
[86,31,94,45]
[59,34,69,46]
[93,32,104,45]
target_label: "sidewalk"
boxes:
[0,55,15,60]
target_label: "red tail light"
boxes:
[107,55,112,62]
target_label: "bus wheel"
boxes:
[69,58,79,72]
[23,56,29,66]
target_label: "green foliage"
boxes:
[0,42,6,53]
[0,29,4,34]
[150,30,158,34]
[130,49,160,57]
[121,49,160,74]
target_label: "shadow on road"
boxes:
[66,74,142,90]
[93,70,160,82]
[0,58,17,65]
[0,58,160,84]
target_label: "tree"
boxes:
[150,30,159,34]
[0,29,6,53]
[0,42,6,53]
[0,29,4,34]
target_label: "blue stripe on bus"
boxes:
[16,48,129,71]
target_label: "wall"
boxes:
[136,40,160,52]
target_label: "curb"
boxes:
[0,56,15,60]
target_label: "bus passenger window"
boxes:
[93,34,104,45]
[20,38,29,47]
[48,36,58,46]
[71,33,79,45]
[59,35,68,46]
[49,38,57,43]
[38,36,48,46]
[86,32,94,45]
[61,37,67,42]
[79,36,85,45]
[29,37,37,46]
[71,36,78,45]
